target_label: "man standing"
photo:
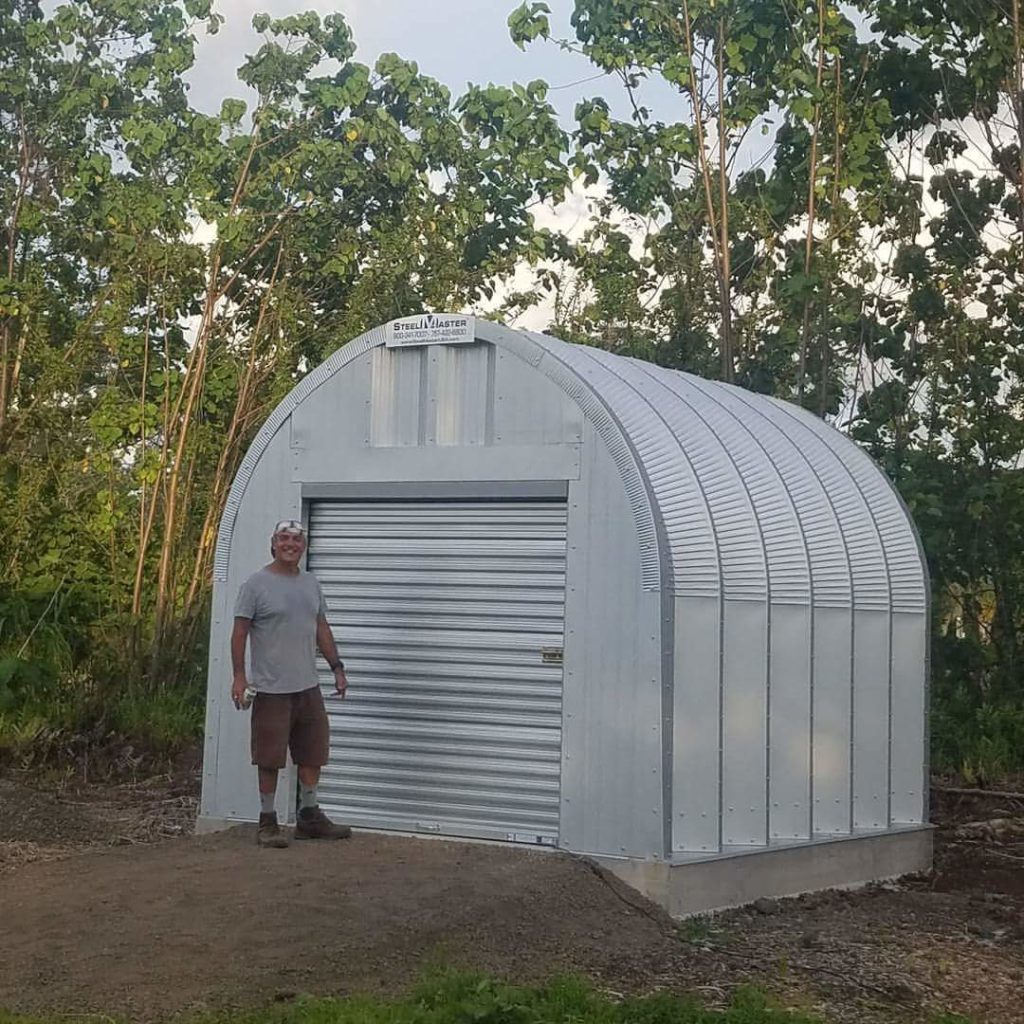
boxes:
[231,519,351,848]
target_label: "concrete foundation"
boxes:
[592,826,933,917]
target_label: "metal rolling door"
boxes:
[306,499,567,844]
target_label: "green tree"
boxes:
[0,2,572,761]
[512,0,1024,773]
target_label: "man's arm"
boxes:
[230,617,252,707]
[316,614,347,697]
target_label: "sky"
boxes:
[185,0,618,122]
[184,0,641,330]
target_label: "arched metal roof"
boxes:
[214,319,927,615]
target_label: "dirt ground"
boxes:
[1,772,1023,1024]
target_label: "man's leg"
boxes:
[294,763,350,839]
[251,695,290,848]
[259,766,279,813]
[297,764,320,813]
[292,689,350,840]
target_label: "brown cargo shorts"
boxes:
[250,686,330,769]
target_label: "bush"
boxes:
[931,685,1024,782]
[0,579,206,773]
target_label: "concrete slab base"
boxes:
[591,826,933,917]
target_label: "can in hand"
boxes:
[240,685,256,710]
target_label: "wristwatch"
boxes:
[328,659,345,671]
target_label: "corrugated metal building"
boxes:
[199,316,931,914]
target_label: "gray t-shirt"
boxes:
[234,567,328,694]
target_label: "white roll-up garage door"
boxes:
[306,499,567,845]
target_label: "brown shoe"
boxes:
[295,806,351,840]
[257,811,289,848]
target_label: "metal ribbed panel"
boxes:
[700,380,852,608]
[434,343,491,445]
[515,330,663,591]
[760,397,890,611]
[774,403,926,614]
[370,346,423,446]
[307,499,567,844]
[649,366,808,605]
[574,346,730,598]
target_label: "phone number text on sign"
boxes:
[386,314,476,347]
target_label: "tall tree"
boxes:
[0,2,571,709]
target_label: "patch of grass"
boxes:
[105,680,204,753]
[0,972,983,1024]
[0,974,824,1024]
[674,914,728,948]
[0,674,203,777]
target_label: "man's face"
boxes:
[273,529,306,566]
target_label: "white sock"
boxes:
[300,783,317,810]
[260,790,276,814]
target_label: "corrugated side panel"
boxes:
[550,344,732,599]
[307,499,567,845]
[701,380,852,609]
[605,355,769,601]
[774,403,926,614]
[811,605,854,834]
[761,397,890,612]
[853,608,892,829]
[579,349,733,598]
[659,368,809,604]
[516,330,662,591]
[673,596,722,852]
[890,612,927,824]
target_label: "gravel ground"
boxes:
[0,771,1022,1023]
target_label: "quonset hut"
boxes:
[199,315,931,914]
